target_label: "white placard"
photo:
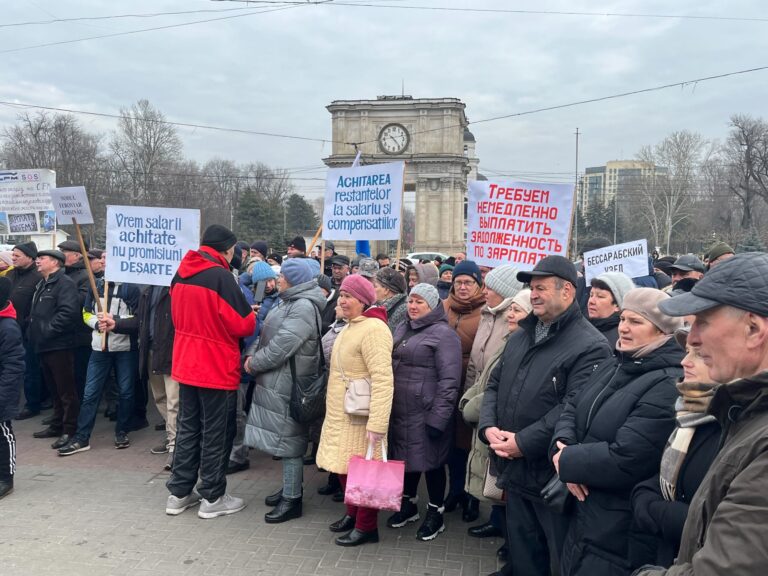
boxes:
[584,239,648,282]
[323,161,404,241]
[0,168,56,233]
[467,180,575,270]
[50,186,93,225]
[105,205,200,287]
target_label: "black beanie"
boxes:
[13,241,38,259]
[0,276,11,309]
[251,240,268,259]
[201,224,237,252]
[288,235,306,253]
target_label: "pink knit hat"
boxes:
[340,274,376,306]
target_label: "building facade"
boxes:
[324,96,477,255]
[579,160,662,210]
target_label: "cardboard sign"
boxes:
[323,161,404,241]
[0,169,56,233]
[467,180,575,270]
[50,186,93,225]
[104,205,200,287]
[584,239,648,282]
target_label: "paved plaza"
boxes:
[2,410,503,576]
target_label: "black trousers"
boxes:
[504,491,570,576]
[40,349,79,435]
[166,384,236,502]
[0,420,16,483]
[403,468,447,507]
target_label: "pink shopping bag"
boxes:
[345,442,405,512]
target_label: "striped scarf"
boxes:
[659,380,717,501]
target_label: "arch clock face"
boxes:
[378,123,409,155]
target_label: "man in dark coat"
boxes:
[7,242,45,419]
[479,256,612,576]
[634,253,768,576]
[58,239,92,402]
[0,277,25,499]
[28,250,81,449]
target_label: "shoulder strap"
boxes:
[289,305,325,381]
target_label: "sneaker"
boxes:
[198,494,246,519]
[387,496,419,528]
[166,491,201,515]
[416,504,445,541]
[58,440,91,456]
[114,433,130,449]
[151,440,169,454]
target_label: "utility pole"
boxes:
[573,127,580,258]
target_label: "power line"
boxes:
[213,0,768,23]
[0,2,313,55]
[0,100,343,145]
[350,65,768,146]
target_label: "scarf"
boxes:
[659,380,718,501]
[445,285,486,315]
[616,334,671,359]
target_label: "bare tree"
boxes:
[637,130,707,253]
[722,114,768,230]
[109,99,183,204]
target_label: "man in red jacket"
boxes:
[165,225,256,519]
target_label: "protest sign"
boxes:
[584,239,648,282]
[50,186,93,225]
[323,161,404,241]
[0,169,56,233]
[467,180,575,270]
[105,205,200,287]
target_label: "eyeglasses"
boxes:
[454,280,476,288]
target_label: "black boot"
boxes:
[386,496,419,528]
[0,479,13,500]
[264,488,283,507]
[264,496,302,524]
[462,496,480,522]
[444,491,467,513]
[318,472,341,495]
[416,504,445,541]
[335,528,379,547]
[329,514,356,533]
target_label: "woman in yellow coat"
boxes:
[317,274,394,547]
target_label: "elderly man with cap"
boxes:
[478,255,612,576]
[317,241,336,276]
[704,241,734,270]
[668,255,705,289]
[165,224,256,519]
[633,253,768,576]
[357,257,379,283]
[28,250,81,448]
[330,254,350,289]
[7,242,45,419]
[87,249,105,278]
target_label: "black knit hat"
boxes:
[0,276,11,309]
[288,235,306,253]
[13,241,38,259]
[201,224,237,252]
[250,240,268,259]
[267,252,283,265]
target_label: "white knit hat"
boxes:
[591,272,635,308]
[511,288,533,314]
[484,265,523,299]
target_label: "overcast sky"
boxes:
[2,0,766,199]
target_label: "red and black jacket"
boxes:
[170,246,256,390]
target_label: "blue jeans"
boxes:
[74,349,137,443]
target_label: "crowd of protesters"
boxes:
[2,228,768,576]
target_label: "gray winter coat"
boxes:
[244,280,326,458]
[389,305,462,472]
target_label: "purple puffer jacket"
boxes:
[389,304,462,472]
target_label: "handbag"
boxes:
[345,441,405,511]
[541,473,574,515]
[337,339,371,416]
[482,459,505,502]
[288,311,327,424]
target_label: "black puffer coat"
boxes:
[478,302,612,499]
[64,260,91,347]
[629,420,721,568]
[389,305,462,472]
[590,312,620,350]
[6,264,41,334]
[553,337,683,576]
[27,269,80,353]
[0,303,25,421]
